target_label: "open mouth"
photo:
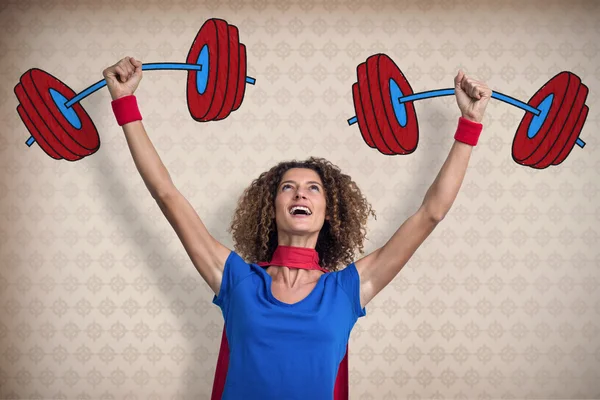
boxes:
[289,205,312,216]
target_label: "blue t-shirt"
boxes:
[212,250,366,400]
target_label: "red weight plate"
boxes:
[525,73,581,167]
[367,54,418,155]
[186,18,230,121]
[534,82,588,169]
[14,78,80,161]
[15,82,62,159]
[203,22,231,121]
[552,105,588,166]
[512,72,578,165]
[215,25,240,120]
[352,82,375,148]
[16,104,61,160]
[232,43,247,111]
[21,68,99,157]
[357,59,394,155]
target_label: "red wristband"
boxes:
[111,95,142,126]
[454,117,483,146]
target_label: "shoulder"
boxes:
[224,251,266,277]
[327,262,366,318]
[328,262,361,283]
[214,250,261,305]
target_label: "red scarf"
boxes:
[210,245,349,399]
[256,245,330,273]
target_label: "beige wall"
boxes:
[1,0,599,398]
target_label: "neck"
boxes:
[268,266,321,288]
[257,243,327,284]
[276,233,319,249]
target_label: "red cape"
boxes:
[211,326,349,399]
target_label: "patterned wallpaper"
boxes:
[1,0,599,398]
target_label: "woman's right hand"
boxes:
[102,56,143,100]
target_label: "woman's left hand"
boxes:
[454,70,492,123]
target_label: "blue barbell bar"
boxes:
[66,63,255,107]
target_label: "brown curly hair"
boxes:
[227,157,376,271]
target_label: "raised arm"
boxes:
[355,70,492,308]
[103,57,230,295]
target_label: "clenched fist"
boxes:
[102,57,143,100]
[454,71,492,124]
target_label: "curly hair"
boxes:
[227,157,376,271]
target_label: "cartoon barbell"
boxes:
[14,18,256,161]
[348,54,588,169]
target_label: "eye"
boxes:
[282,183,293,191]
[310,184,320,191]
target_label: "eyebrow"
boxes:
[280,180,323,187]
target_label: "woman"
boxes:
[103,56,491,399]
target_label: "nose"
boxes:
[294,190,306,199]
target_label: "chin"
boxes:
[277,220,321,234]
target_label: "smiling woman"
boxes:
[229,157,376,272]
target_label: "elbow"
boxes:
[153,185,178,202]
[421,204,448,223]
[428,211,446,224]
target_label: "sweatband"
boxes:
[454,116,483,146]
[111,95,142,126]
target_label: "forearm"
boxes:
[103,58,174,199]
[422,139,473,220]
[122,120,175,199]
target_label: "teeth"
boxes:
[289,206,312,215]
